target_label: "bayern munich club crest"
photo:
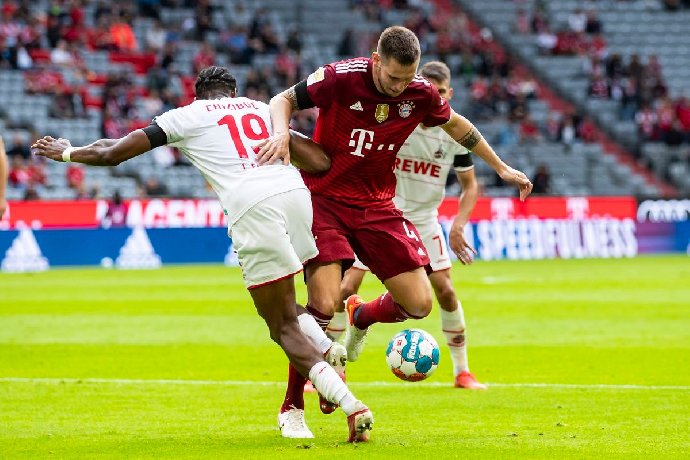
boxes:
[398,101,415,118]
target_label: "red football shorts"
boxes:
[308,195,430,281]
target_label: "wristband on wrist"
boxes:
[62,147,74,162]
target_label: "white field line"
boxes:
[0,377,688,391]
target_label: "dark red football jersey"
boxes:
[303,57,451,207]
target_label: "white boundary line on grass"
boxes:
[0,377,688,391]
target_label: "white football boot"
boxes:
[277,407,314,439]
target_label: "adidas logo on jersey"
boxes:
[115,227,162,269]
[1,228,49,273]
[417,247,426,256]
[349,101,364,111]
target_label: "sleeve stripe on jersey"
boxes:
[335,64,368,73]
[413,75,430,86]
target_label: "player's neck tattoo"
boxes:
[457,127,482,150]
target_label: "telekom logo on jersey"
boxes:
[348,129,397,157]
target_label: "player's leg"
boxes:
[250,277,373,440]
[429,269,486,389]
[235,190,372,441]
[329,264,367,341]
[344,210,433,361]
[282,195,359,418]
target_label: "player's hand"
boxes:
[31,136,71,162]
[254,132,290,167]
[499,166,533,201]
[449,222,476,265]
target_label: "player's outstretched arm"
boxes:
[441,110,533,201]
[32,130,152,166]
[0,136,8,219]
[449,169,479,265]
[288,130,330,173]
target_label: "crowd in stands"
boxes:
[4,0,683,202]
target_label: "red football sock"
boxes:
[353,292,410,329]
[306,304,333,331]
[281,364,307,412]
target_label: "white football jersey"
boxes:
[154,97,306,227]
[393,125,473,221]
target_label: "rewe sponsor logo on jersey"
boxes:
[115,227,162,269]
[394,157,442,178]
[375,104,389,123]
[1,228,49,272]
[349,101,363,111]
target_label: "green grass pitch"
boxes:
[1,256,689,458]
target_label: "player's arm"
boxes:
[0,136,8,219]
[258,79,316,166]
[449,163,479,265]
[31,124,166,166]
[441,109,533,201]
[288,130,330,173]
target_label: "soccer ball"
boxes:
[386,328,440,381]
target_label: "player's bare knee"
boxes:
[401,293,433,318]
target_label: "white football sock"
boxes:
[308,361,358,415]
[440,302,469,375]
[298,312,332,354]
[326,310,348,341]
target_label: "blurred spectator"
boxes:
[138,0,161,19]
[532,164,551,195]
[568,8,586,34]
[635,103,658,141]
[228,1,251,28]
[66,163,85,189]
[584,10,603,35]
[150,145,176,167]
[193,0,215,41]
[519,115,542,144]
[50,39,73,67]
[8,155,29,187]
[49,86,77,119]
[102,190,128,228]
[286,28,302,55]
[110,13,138,52]
[514,9,530,34]
[7,133,31,159]
[143,176,168,196]
[220,25,252,64]
[275,46,300,88]
[145,19,167,52]
[337,28,356,57]
[192,41,215,74]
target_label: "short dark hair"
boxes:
[420,61,451,83]
[195,66,237,99]
[377,26,420,66]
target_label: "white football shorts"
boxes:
[352,216,452,273]
[230,188,318,289]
